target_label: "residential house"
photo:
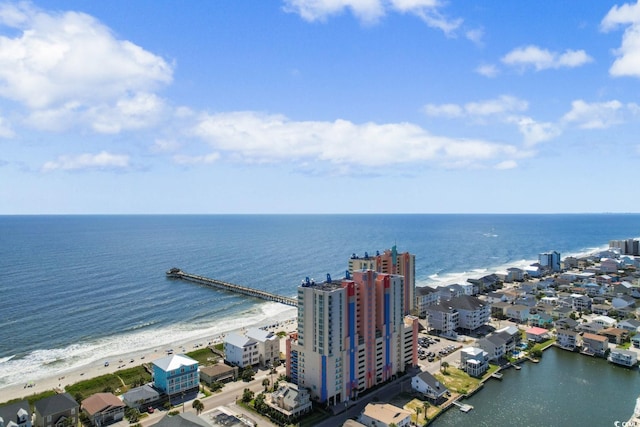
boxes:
[540,296,559,306]
[34,393,79,427]
[592,304,612,316]
[267,383,312,421]
[597,274,615,285]
[608,349,637,367]
[415,286,440,317]
[600,258,620,274]
[152,354,200,398]
[528,312,554,328]
[246,327,280,367]
[631,335,640,349]
[612,295,636,311]
[411,371,449,403]
[495,325,522,354]
[618,319,640,333]
[506,304,530,323]
[577,322,604,335]
[199,364,239,386]
[491,301,510,319]
[467,274,502,293]
[599,327,629,345]
[150,413,210,427]
[525,327,550,343]
[81,393,125,427]
[507,267,527,282]
[581,333,609,357]
[485,292,508,304]
[0,401,31,427]
[121,385,161,410]
[459,347,490,377]
[478,334,507,362]
[525,264,543,278]
[551,306,573,320]
[224,332,259,368]
[556,329,578,351]
[436,284,466,301]
[593,315,617,329]
[570,294,592,312]
[555,318,579,331]
[359,403,412,427]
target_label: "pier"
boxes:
[166,268,298,307]
[452,401,474,412]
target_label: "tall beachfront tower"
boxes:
[348,245,416,315]
[287,272,418,405]
[538,251,561,272]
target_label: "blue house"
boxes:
[152,354,200,398]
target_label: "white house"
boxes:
[459,347,489,377]
[609,349,637,367]
[556,329,578,351]
[224,332,259,368]
[592,315,617,329]
[411,371,449,402]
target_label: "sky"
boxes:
[1,1,639,214]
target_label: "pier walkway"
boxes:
[166,268,298,307]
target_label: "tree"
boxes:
[262,378,270,392]
[423,402,430,422]
[241,366,255,382]
[441,361,449,373]
[242,388,254,403]
[192,400,204,415]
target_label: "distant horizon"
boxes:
[2,2,640,213]
[2,211,640,216]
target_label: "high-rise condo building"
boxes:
[348,245,416,315]
[287,271,418,405]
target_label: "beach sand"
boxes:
[1,317,297,403]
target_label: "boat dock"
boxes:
[166,268,298,307]
[452,401,474,412]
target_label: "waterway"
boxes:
[433,347,640,427]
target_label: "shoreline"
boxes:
[0,315,297,403]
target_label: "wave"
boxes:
[0,301,296,389]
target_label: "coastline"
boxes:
[0,314,297,403]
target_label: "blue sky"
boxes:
[1,1,639,214]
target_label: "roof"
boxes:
[416,286,438,296]
[0,400,30,427]
[246,327,276,342]
[153,354,198,371]
[583,333,608,342]
[600,327,627,336]
[526,327,549,336]
[415,371,447,392]
[362,403,411,425]
[151,412,210,427]
[446,295,486,311]
[200,364,235,376]
[34,393,78,416]
[81,393,125,416]
[225,332,257,348]
[122,384,161,403]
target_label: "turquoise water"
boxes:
[0,214,639,389]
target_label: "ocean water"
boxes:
[0,214,639,390]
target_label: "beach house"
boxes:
[81,393,125,427]
[266,383,313,421]
[608,349,637,367]
[34,393,79,427]
[152,354,200,399]
[581,333,609,357]
[411,371,449,403]
[556,329,578,351]
[0,400,31,427]
[460,347,490,377]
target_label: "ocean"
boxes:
[1,214,639,392]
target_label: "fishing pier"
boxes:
[166,268,298,307]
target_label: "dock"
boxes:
[452,401,474,412]
[166,268,298,307]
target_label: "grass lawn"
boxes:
[405,398,439,425]
[434,367,481,396]
[185,348,219,367]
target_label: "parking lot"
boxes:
[416,331,462,370]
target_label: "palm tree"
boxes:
[423,401,430,422]
[415,406,422,423]
[262,377,270,392]
[192,400,204,415]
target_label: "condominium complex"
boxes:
[287,270,418,405]
[538,251,561,272]
[348,245,416,314]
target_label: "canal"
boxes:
[433,347,640,426]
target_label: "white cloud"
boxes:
[282,0,462,35]
[502,45,593,71]
[495,160,517,170]
[465,28,484,45]
[601,1,640,78]
[423,95,528,118]
[507,116,561,146]
[41,151,129,172]
[562,99,629,129]
[0,2,172,133]
[191,111,520,168]
[475,64,499,78]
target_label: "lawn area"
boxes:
[530,338,555,353]
[185,348,219,367]
[405,398,439,425]
[434,367,481,396]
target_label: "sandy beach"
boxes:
[1,316,297,403]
